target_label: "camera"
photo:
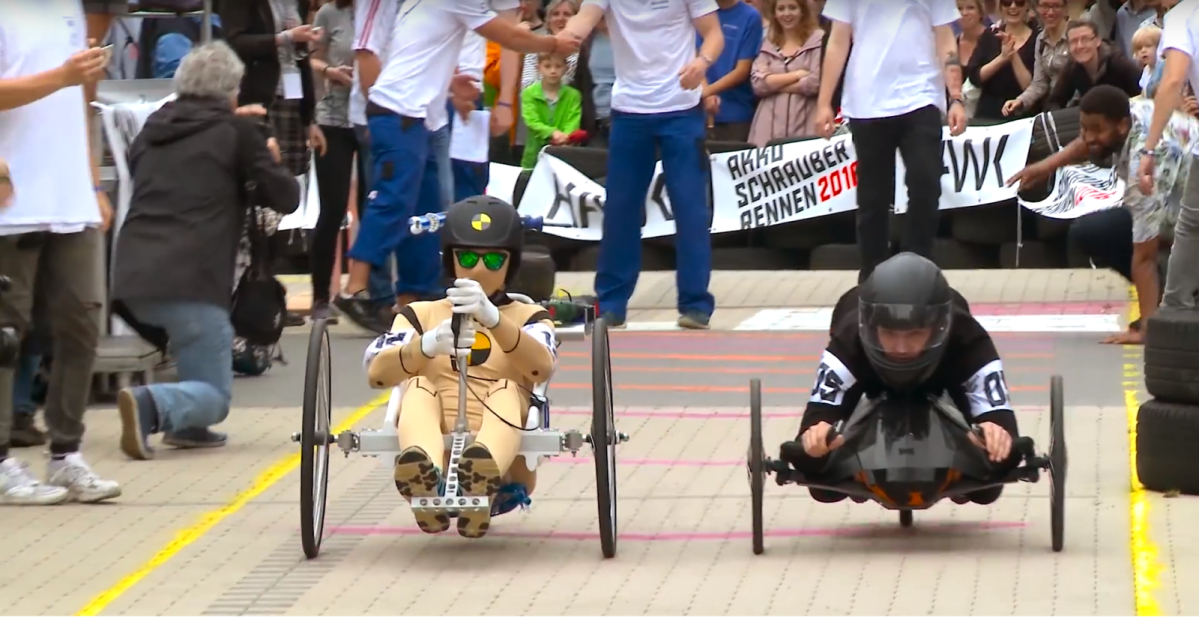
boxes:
[0,276,18,369]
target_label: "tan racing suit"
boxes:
[364,297,557,494]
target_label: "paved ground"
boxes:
[3,269,1195,616]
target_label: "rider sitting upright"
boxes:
[363,196,557,538]
[781,252,1020,505]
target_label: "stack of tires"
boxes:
[1137,309,1199,495]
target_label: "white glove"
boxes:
[420,316,477,358]
[446,278,500,328]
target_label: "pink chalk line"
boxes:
[324,521,1025,541]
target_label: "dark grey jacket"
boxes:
[112,96,299,313]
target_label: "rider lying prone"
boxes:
[781,253,1021,505]
[363,196,557,538]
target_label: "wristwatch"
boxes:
[949,96,965,108]
[1139,147,1157,158]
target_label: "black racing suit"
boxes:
[792,286,1020,504]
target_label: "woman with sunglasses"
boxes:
[363,195,557,540]
[968,0,1039,121]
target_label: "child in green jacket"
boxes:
[520,53,582,169]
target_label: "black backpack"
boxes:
[229,120,288,347]
[135,11,223,79]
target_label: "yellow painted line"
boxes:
[1122,288,1161,616]
[76,392,392,616]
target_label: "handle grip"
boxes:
[408,212,546,235]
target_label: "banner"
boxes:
[515,118,1039,241]
[1018,163,1126,220]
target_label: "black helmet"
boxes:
[440,195,524,284]
[858,252,954,392]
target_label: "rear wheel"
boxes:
[748,378,765,555]
[899,509,913,528]
[300,318,332,559]
[1049,375,1067,552]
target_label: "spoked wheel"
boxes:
[591,316,618,559]
[300,318,333,559]
[899,509,913,528]
[1049,375,1067,552]
[748,378,765,555]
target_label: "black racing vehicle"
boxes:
[746,375,1066,555]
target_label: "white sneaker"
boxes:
[46,453,122,503]
[0,458,69,505]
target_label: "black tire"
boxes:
[711,247,805,270]
[1049,375,1066,552]
[591,316,618,559]
[810,243,861,270]
[509,246,557,302]
[1028,107,1081,164]
[899,509,913,528]
[950,203,1019,245]
[1136,399,1199,495]
[543,146,607,180]
[762,214,854,250]
[1145,310,1199,403]
[300,318,333,560]
[932,238,999,269]
[569,244,675,271]
[999,241,1067,269]
[748,378,765,556]
[707,140,755,153]
[512,168,534,206]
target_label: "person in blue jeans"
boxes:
[334,0,571,325]
[564,0,725,329]
[11,351,45,447]
[110,43,301,459]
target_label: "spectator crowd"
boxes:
[0,0,1198,507]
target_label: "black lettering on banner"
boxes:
[983,370,1008,407]
[811,362,845,402]
[647,173,675,224]
[544,173,604,229]
[732,141,855,230]
[941,135,1009,193]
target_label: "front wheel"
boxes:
[748,378,765,555]
[1049,375,1067,552]
[300,318,333,559]
[591,316,617,559]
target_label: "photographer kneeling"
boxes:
[111,42,299,460]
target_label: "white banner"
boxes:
[514,119,1039,241]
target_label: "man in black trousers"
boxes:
[814,0,969,282]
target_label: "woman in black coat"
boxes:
[111,42,300,458]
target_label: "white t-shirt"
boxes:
[582,0,719,115]
[369,0,497,132]
[1160,0,1199,153]
[350,0,399,127]
[823,0,960,120]
[0,0,101,235]
[459,0,521,82]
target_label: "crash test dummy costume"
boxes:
[363,196,557,538]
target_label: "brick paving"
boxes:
[3,269,1195,616]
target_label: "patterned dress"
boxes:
[1121,97,1199,243]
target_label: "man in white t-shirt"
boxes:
[335,0,576,323]
[814,0,967,283]
[0,0,123,506]
[561,0,725,330]
[1141,0,1199,309]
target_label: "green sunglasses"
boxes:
[455,249,509,271]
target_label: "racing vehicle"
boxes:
[746,375,1066,554]
[292,213,628,560]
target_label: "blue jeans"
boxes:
[348,113,444,299]
[12,353,39,418]
[597,106,715,318]
[125,301,233,433]
[356,123,398,305]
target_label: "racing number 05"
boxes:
[817,162,858,202]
